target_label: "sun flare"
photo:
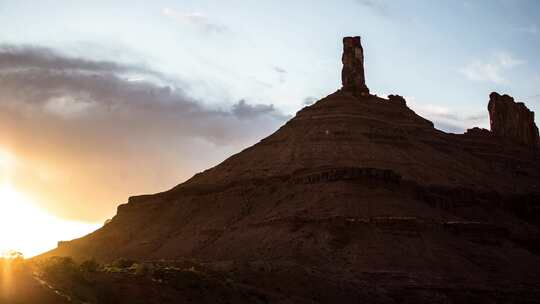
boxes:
[0,183,100,258]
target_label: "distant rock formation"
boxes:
[488,92,539,148]
[341,36,369,95]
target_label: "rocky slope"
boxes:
[44,36,540,303]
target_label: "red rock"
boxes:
[488,92,539,148]
[42,37,540,303]
[341,36,369,95]
[387,94,407,105]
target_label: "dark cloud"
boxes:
[0,45,287,221]
[232,99,288,120]
[0,44,138,72]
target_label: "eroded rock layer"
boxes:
[43,39,540,303]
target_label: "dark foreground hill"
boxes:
[43,37,540,303]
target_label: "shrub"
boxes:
[80,259,100,273]
[112,258,136,269]
[132,263,154,276]
[40,256,83,283]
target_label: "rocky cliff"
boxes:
[43,37,540,303]
[488,92,539,148]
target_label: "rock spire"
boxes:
[341,36,369,95]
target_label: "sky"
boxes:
[0,0,539,254]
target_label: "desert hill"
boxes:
[43,36,540,303]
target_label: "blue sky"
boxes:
[0,0,539,222]
[1,0,538,129]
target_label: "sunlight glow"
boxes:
[0,149,13,164]
[0,149,14,172]
[0,183,100,258]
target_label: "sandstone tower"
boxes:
[488,92,539,148]
[341,36,370,95]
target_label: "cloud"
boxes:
[273,67,287,74]
[232,99,287,120]
[273,66,287,84]
[406,97,488,133]
[356,0,389,14]
[162,8,228,34]
[0,45,141,73]
[0,45,287,222]
[459,52,524,84]
[357,0,383,7]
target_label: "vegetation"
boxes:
[37,256,84,284]
[28,256,271,304]
[112,257,136,268]
[80,258,100,272]
[132,262,154,276]
[35,256,115,303]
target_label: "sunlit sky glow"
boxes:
[0,182,100,257]
[0,0,539,256]
[0,150,99,257]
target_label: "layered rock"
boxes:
[42,37,540,303]
[488,92,539,148]
[341,36,369,95]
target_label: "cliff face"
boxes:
[44,37,540,303]
[488,92,539,148]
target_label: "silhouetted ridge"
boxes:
[43,37,540,303]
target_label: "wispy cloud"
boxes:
[162,8,228,34]
[0,45,287,221]
[355,0,390,15]
[273,66,287,84]
[459,52,524,84]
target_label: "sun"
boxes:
[0,183,100,258]
[0,148,100,258]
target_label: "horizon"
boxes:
[1,0,540,257]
